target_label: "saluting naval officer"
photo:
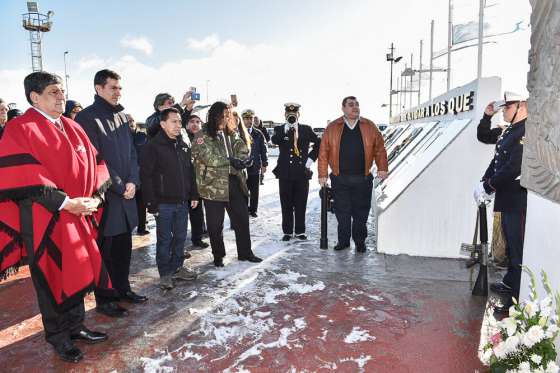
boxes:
[473,91,528,314]
[271,103,321,241]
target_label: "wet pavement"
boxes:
[0,166,487,372]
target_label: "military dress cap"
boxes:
[284,102,301,112]
[241,109,255,117]
[498,91,527,106]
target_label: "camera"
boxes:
[287,114,297,124]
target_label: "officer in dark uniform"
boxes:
[473,91,528,313]
[271,103,321,241]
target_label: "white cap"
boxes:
[500,91,526,106]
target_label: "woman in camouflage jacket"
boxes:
[192,102,262,267]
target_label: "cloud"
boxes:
[120,36,153,56]
[1,0,531,127]
[187,34,220,52]
[78,55,108,72]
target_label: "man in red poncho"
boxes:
[0,71,113,363]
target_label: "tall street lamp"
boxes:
[386,43,402,120]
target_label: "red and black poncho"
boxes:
[0,108,113,310]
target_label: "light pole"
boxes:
[386,43,402,120]
[63,50,69,99]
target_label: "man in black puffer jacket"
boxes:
[140,108,199,290]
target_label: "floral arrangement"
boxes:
[479,267,560,373]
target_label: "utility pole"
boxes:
[386,43,402,120]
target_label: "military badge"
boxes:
[196,137,204,145]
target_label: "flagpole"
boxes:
[429,20,434,102]
[447,0,453,92]
[477,0,485,80]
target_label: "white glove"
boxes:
[305,158,314,169]
[473,182,494,205]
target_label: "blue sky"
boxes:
[1,0,531,125]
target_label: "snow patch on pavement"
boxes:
[344,327,376,343]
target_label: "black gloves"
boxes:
[146,203,158,215]
[229,157,253,170]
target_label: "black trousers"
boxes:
[95,232,132,303]
[247,173,260,214]
[330,174,373,246]
[278,178,309,235]
[29,266,85,348]
[189,200,206,243]
[204,176,253,259]
[501,210,526,303]
[136,189,147,232]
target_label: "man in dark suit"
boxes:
[473,91,528,314]
[241,109,268,217]
[271,103,320,241]
[76,69,148,318]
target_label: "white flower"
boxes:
[545,324,559,338]
[531,354,543,364]
[502,317,518,336]
[524,302,539,318]
[535,368,545,373]
[546,361,560,373]
[504,335,520,354]
[518,362,531,373]
[540,297,552,309]
[480,349,492,365]
[523,325,545,347]
[509,306,522,318]
[493,342,508,359]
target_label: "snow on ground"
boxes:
[138,156,382,372]
[344,326,376,344]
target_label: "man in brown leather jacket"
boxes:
[318,96,388,252]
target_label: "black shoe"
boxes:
[214,258,224,267]
[356,243,367,253]
[282,234,292,241]
[121,290,148,304]
[334,243,350,251]
[136,229,150,236]
[295,234,307,240]
[96,302,129,318]
[238,255,263,263]
[71,327,108,344]
[493,302,513,316]
[184,251,192,259]
[249,212,258,218]
[54,340,83,363]
[490,281,512,295]
[192,240,209,249]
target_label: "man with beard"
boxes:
[271,103,320,241]
[318,96,388,252]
